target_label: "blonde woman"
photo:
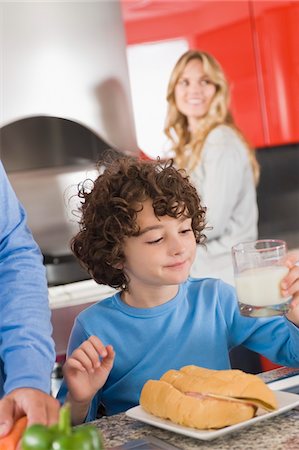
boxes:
[165,50,260,285]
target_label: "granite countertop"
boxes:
[93,406,299,450]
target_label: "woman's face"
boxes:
[174,59,216,129]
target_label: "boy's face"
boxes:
[122,200,196,290]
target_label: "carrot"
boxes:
[0,416,27,450]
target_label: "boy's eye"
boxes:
[181,228,192,234]
[147,237,163,245]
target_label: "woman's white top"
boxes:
[189,125,258,285]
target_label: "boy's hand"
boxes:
[282,252,299,327]
[63,336,115,405]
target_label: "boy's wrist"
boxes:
[66,393,91,425]
[66,392,92,410]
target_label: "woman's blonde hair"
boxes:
[164,50,259,184]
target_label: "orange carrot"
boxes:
[0,416,27,450]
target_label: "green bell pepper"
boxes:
[51,434,93,450]
[21,424,54,450]
[21,404,104,450]
[51,426,104,450]
[73,425,104,450]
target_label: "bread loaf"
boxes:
[140,365,277,429]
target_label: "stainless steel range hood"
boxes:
[0,1,138,284]
[0,0,137,153]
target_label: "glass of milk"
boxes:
[232,239,291,317]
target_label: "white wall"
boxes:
[127,39,188,159]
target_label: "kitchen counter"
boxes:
[93,406,299,450]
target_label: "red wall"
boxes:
[123,0,299,148]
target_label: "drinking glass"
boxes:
[232,239,291,317]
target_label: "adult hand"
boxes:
[282,251,299,327]
[0,388,60,437]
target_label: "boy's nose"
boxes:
[169,238,185,256]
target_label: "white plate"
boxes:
[126,390,299,441]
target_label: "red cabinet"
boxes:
[252,1,299,145]
[188,2,265,147]
[122,0,299,148]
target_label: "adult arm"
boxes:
[0,161,58,433]
[0,161,55,395]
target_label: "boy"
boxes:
[58,157,299,425]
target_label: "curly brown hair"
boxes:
[71,157,206,291]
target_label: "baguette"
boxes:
[140,365,277,429]
[179,365,277,411]
[140,379,256,429]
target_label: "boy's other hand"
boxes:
[63,335,115,404]
[282,251,299,327]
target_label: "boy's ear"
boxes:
[106,260,123,270]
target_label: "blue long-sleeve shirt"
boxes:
[58,277,299,420]
[0,161,55,397]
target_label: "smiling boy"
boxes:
[58,157,299,425]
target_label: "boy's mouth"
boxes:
[165,260,187,269]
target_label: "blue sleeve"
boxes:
[217,281,299,367]
[0,161,55,396]
[57,318,102,422]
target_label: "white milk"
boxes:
[235,266,289,307]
